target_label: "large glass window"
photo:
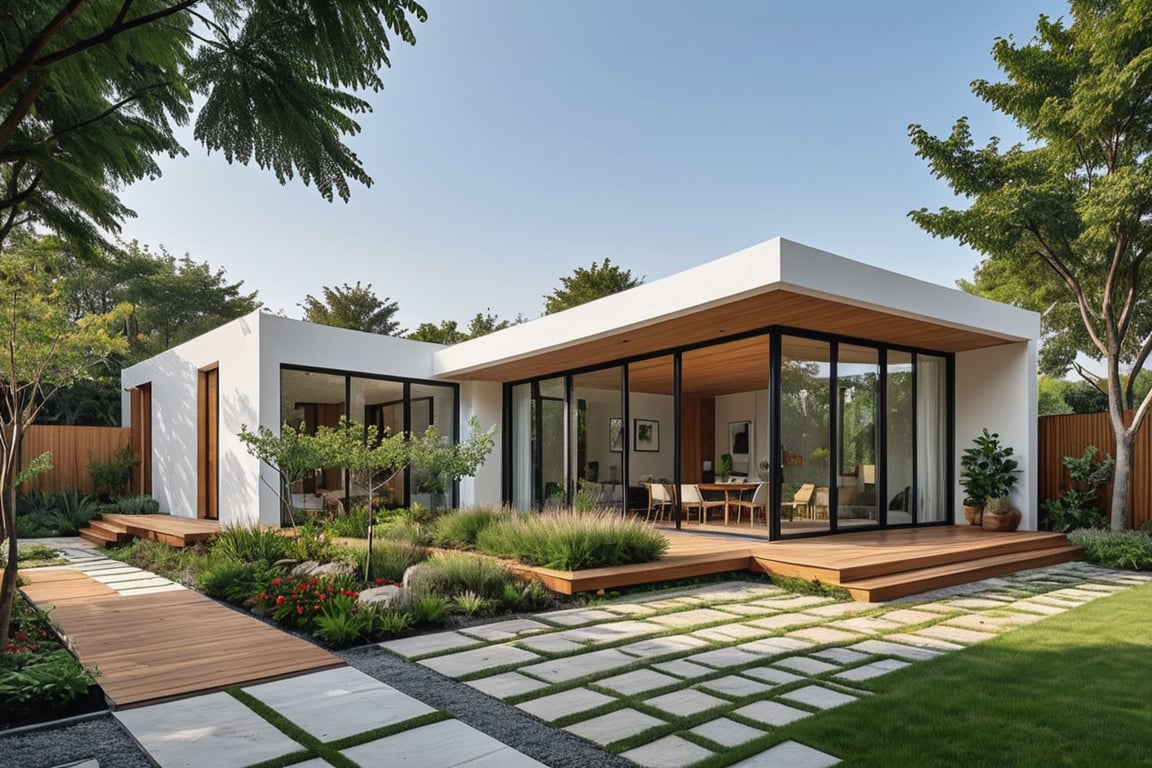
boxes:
[571,367,623,509]
[917,354,949,523]
[886,350,915,524]
[837,345,879,528]
[780,336,832,535]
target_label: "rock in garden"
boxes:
[359,584,404,608]
[291,560,355,579]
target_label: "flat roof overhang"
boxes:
[433,239,1039,388]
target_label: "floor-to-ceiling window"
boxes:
[571,367,624,509]
[779,335,832,535]
[836,344,880,529]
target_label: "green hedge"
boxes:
[1068,529,1152,570]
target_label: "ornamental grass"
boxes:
[475,508,669,570]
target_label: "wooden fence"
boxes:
[20,425,132,494]
[1038,411,1151,530]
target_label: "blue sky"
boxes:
[116,0,1064,331]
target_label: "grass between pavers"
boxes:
[228,688,450,768]
[768,583,1152,768]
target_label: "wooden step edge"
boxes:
[78,527,121,546]
[747,557,840,585]
[86,518,130,535]
[837,534,1075,582]
[843,545,1083,602]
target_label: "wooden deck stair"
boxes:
[748,528,1082,602]
[79,513,219,548]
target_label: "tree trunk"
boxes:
[0,477,19,649]
[1109,426,1133,532]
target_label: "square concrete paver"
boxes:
[564,620,664,644]
[692,623,771,642]
[745,612,815,630]
[597,669,681,695]
[115,691,303,768]
[521,648,636,683]
[696,675,774,698]
[244,667,435,741]
[812,648,871,665]
[380,630,479,659]
[880,608,942,626]
[538,608,618,626]
[618,635,710,657]
[883,633,964,652]
[564,708,667,746]
[788,627,863,645]
[651,659,716,679]
[718,603,782,617]
[737,636,813,655]
[686,647,761,669]
[516,634,588,654]
[828,616,900,635]
[774,656,841,676]
[741,666,805,687]
[729,739,841,767]
[649,608,739,628]
[801,602,879,618]
[644,689,729,717]
[620,734,715,768]
[517,688,616,721]
[466,671,550,699]
[834,659,911,682]
[420,645,540,678]
[780,684,861,710]
[914,624,999,645]
[847,640,943,662]
[459,619,553,642]
[753,595,832,609]
[691,717,767,748]
[341,718,544,767]
[732,700,812,727]
[601,602,659,616]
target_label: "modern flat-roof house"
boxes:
[121,238,1040,539]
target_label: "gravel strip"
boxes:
[341,646,635,768]
[0,714,152,768]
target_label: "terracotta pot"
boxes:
[963,505,983,526]
[982,508,1021,532]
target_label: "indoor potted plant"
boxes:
[959,428,1021,530]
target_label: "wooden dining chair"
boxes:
[680,484,725,523]
[646,483,675,522]
[732,481,769,525]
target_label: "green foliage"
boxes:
[405,551,517,602]
[371,607,414,637]
[197,559,274,604]
[108,495,161,516]
[288,520,337,562]
[959,429,1020,507]
[214,524,293,566]
[87,446,139,499]
[16,543,58,563]
[909,3,1152,530]
[0,649,96,712]
[250,573,362,632]
[325,505,371,538]
[474,509,669,570]
[15,452,53,486]
[103,540,208,585]
[1044,446,1114,532]
[48,490,102,535]
[768,574,851,600]
[313,593,375,647]
[453,590,495,617]
[1068,529,1152,570]
[432,507,501,548]
[301,282,404,335]
[342,539,427,583]
[408,312,517,344]
[406,593,451,625]
[543,258,643,314]
[237,422,330,526]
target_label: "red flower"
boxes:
[270,577,282,586]
[275,595,285,606]
[375,577,385,586]
[296,606,304,614]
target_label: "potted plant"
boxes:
[959,428,1021,529]
[718,453,734,478]
[757,457,772,481]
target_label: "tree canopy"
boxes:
[909,0,1152,529]
[0,1,427,256]
[408,312,516,344]
[301,281,403,336]
[543,258,643,314]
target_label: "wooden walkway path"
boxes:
[519,526,1081,601]
[20,570,341,709]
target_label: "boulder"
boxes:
[291,560,356,579]
[359,584,405,608]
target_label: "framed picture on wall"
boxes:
[609,417,623,452]
[729,420,751,462]
[634,419,660,452]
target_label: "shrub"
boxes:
[313,593,375,647]
[105,539,207,584]
[379,517,432,546]
[288,519,337,562]
[107,495,161,515]
[453,590,495,617]
[1068,529,1152,570]
[1044,447,1113,532]
[250,573,361,632]
[372,607,414,637]
[198,559,274,604]
[17,543,58,563]
[340,539,428,582]
[325,504,371,538]
[87,446,139,499]
[214,524,292,565]
[48,489,102,535]
[0,649,96,716]
[406,593,451,625]
[474,509,669,570]
[406,551,517,601]
[432,507,501,548]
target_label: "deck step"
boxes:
[840,543,1083,602]
[78,526,122,546]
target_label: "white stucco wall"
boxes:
[954,340,1039,529]
[458,381,503,507]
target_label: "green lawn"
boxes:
[777,584,1152,768]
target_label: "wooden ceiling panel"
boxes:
[446,289,1015,384]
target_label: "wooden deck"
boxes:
[20,570,341,709]
[518,526,1082,602]
[79,513,220,548]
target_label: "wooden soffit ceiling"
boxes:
[445,289,1018,389]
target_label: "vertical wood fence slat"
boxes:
[1037,411,1149,530]
[21,425,132,494]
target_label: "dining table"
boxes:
[696,482,761,524]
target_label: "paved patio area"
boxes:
[13,539,1152,768]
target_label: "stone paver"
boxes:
[115,692,303,768]
[517,688,616,721]
[732,699,812,727]
[380,630,479,659]
[834,659,911,682]
[741,666,805,687]
[563,620,664,644]
[812,648,871,665]
[651,659,716,679]
[718,603,783,617]
[597,669,681,695]
[802,602,880,617]
[420,644,540,678]
[780,684,861,710]
[245,667,434,741]
[880,608,942,625]
[729,740,842,767]
[538,608,618,626]
[515,634,588,654]
[620,735,715,768]
[746,612,816,630]
[696,674,775,698]
[914,624,999,645]
[773,656,842,676]
[649,608,741,628]
[847,639,943,662]
[883,633,964,652]
[692,623,772,641]
[690,717,768,748]
[828,616,901,635]
[459,619,553,642]
[521,648,636,683]
[788,626,864,645]
[687,646,762,669]
[564,708,667,746]
[618,635,710,657]
[466,671,550,699]
[341,719,545,767]
[644,689,729,717]
[738,636,813,654]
